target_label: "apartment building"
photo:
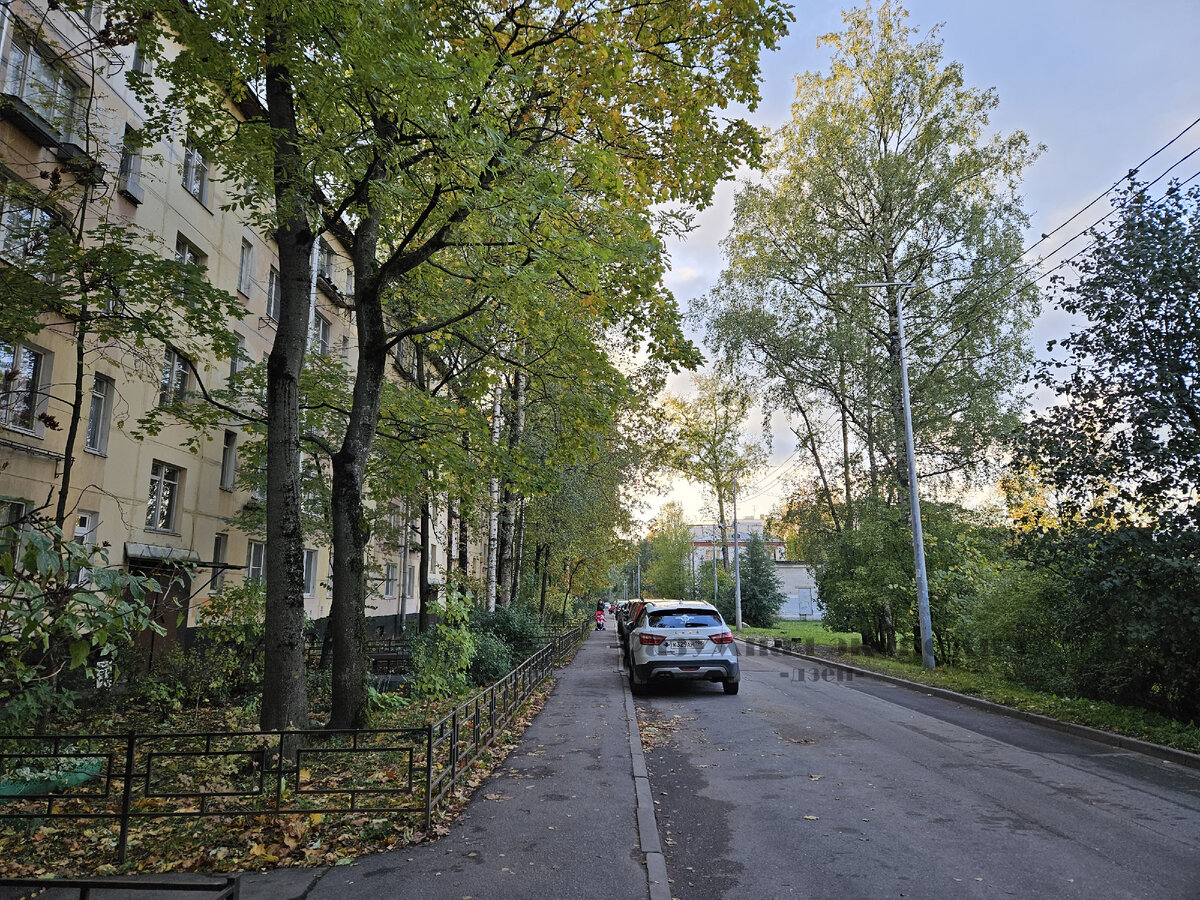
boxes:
[0,1,453,642]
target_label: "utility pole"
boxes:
[856,281,935,669]
[712,523,719,605]
[733,471,743,630]
[637,556,642,599]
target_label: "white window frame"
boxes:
[5,31,85,140]
[311,313,331,356]
[220,430,237,491]
[246,540,265,583]
[116,125,144,204]
[383,563,398,599]
[84,372,113,453]
[182,136,209,204]
[228,332,246,387]
[316,240,333,281]
[159,346,190,407]
[266,266,281,321]
[237,238,253,296]
[303,548,318,598]
[174,234,203,267]
[0,191,53,264]
[210,532,228,595]
[145,460,181,532]
[1,339,49,432]
[72,510,98,585]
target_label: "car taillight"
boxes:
[639,633,666,645]
[709,632,734,644]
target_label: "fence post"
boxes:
[424,724,433,833]
[117,730,136,864]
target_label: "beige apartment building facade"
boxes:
[0,1,461,639]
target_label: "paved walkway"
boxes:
[233,627,667,900]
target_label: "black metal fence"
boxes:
[0,620,590,866]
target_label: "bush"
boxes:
[470,605,544,659]
[468,632,515,686]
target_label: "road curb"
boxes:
[621,647,672,900]
[740,638,1200,772]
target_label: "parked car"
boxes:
[627,599,739,695]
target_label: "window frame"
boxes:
[0,338,50,433]
[210,532,228,595]
[303,548,318,598]
[311,313,331,356]
[84,372,113,454]
[383,563,398,599]
[266,266,281,321]
[219,430,237,491]
[237,238,253,296]
[159,346,190,407]
[4,30,86,141]
[246,540,265,583]
[181,136,209,204]
[145,460,182,533]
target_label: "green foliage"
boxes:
[467,633,515,687]
[0,514,166,731]
[644,503,694,600]
[735,533,786,628]
[1011,176,1200,723]
[696,0,1039,511]
[409,591,476,700]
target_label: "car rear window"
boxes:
[647,609,724,628]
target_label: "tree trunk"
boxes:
[511,499,525,605]
[54,317,88,530]
[259,29,313,730]
[419,496,435,633]
[485,382,502,611]
[717,495,729,572]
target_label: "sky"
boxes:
[642,0,1200,527]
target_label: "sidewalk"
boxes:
[234,627,668,900]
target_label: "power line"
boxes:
[1021,115,1200,259]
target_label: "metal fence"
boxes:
[0,620,590,866]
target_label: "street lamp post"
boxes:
[733,471,743,631]
[857,281,935,669]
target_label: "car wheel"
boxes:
[723,680,739,695]
[629,672,647,696]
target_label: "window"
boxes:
[0,192,53,263]
[266,266,281,321]
[404,565,415,599]
[85,373,113,453]
[228,333,246,387]
[311,313,331,356]
[0,339,47,431]
[343,265,354,296]
[237,239,253,296]
[159,346,190,406]
[210,533,228,594]
[220,430,237,491]
[303,548,318,597]
[72,511,97,585]
[117,125,144,204]
[5,32,85,140]
[0,500,28,569]
[130,40,150,76]
[383,563,398,599]
[316,240,333,281]
[145,460,181,532]
[182,136,208,204]
[174,235,203,267]
[246,540,265,583]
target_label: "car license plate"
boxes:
[669,639,705,649]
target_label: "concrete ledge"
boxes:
[740,638,1200,772]
[623,657,672,900]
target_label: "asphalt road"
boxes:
[634,642,1200,900]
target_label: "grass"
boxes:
[737,622,1200,756]
[738,620,862,649]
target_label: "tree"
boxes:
[664,373,767,571]
[644,502,694,600]
[129,0,789,727]
[695,0,1039,515]
[734,533,785,627]
[1013,178,1200,720]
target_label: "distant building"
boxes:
[687,517,785,569]
[775,561,821,620]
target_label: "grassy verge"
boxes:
[739,624,1200,756]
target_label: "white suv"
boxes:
[627,599,740,695]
